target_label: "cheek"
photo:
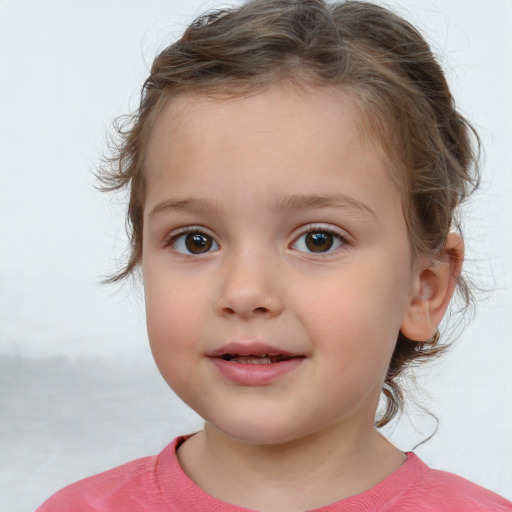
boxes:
[297,262,408,373]
[144,272,207,370]
[145,288,208,406]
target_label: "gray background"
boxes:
[1,0,511,510]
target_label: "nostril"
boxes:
[216,291,282,318]
[220,305,270,317]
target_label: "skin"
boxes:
[141,85,462,511]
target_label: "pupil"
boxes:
[305,232,333,252]
[185,233,212,254]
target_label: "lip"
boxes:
[207,342,297,358]
[207,342,304,386]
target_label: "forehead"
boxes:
[143,85,401,220]
[147,85,392,169]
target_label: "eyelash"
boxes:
[164,226,219,255]
[290,224,348,255]
[164,224,349,256]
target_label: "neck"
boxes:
[177,422,405,512]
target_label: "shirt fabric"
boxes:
[37,436,512,511]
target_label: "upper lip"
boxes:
[206,342,300,358]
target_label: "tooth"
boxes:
[232,356,272,364]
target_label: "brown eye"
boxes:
[185,233,212,254]
[292,228,344,254]
[305,232,334,252]
[172,231,219,255]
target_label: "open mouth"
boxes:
[220,354,295,364]
[209,345,305,384]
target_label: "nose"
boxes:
[214,251,284,320]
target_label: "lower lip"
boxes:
[209,357,304,385]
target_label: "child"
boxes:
[37,0,512,510]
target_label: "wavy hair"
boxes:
[99,0,480,426]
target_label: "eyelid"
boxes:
[290,223,350,253]
[292,223,349,240]
[164,225,220,253]
[164,225,209,242]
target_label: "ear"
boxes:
[400,232,464,342]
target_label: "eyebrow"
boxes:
[148,194,376,220]
[148,198,221,220]
[272,193,377,219]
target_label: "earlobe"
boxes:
[400,232,464,342]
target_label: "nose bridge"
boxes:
[215,242,282,318]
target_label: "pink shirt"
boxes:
[37,437,512,511]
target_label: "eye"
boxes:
[170,230,219,255]
[292,228,345,254]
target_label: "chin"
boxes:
[206,414,314,447]
[224,429,299,447]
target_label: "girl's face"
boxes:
[142,85,420,445]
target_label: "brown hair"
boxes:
[99,0,480,427]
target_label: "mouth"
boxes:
[219,353,296,364]
[208,343,305,385]
[207,342,303,366]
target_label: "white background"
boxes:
[1,0,511,510]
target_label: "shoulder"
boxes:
[35,439,181,512]
[395,453,512,511]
